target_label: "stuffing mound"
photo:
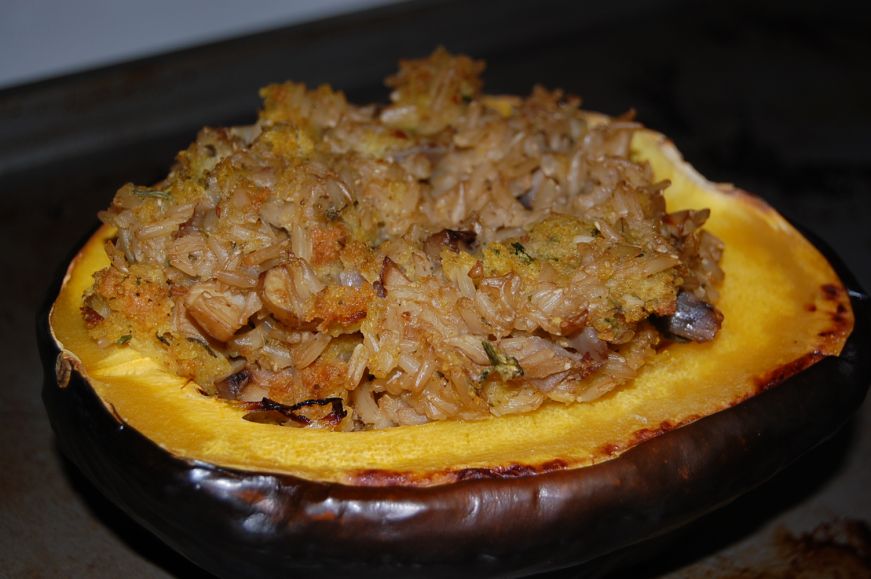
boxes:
[82,48,723,430]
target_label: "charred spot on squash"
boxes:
[454,460,569,482]
[349,459,571,486]
[812,283,854,351]
[596,417,700,459]
[752,351,825,394]
[350,469,436,487]
[821,283,844,301]
[830,302,851,327]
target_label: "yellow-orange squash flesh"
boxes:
[49,129,854,486]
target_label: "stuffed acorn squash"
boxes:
[41,50,868,578]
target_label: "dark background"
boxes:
[2,0,869,576]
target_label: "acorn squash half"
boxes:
[40,128,869,578]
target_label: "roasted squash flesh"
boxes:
[49,129,853,486]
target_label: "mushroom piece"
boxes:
[215,368,251,400]
[423,229,477,263]
[661,290,723,342]
[260,260,324,328]
[185,282,263,342]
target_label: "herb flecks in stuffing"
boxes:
[482,341,525,381]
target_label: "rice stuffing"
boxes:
[82,48,724,430]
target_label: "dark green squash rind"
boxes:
[39,232,870,579]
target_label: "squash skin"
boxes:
[40,231,870,578]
